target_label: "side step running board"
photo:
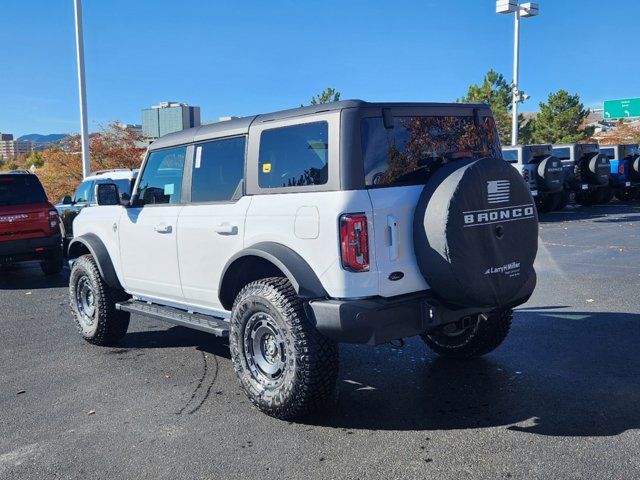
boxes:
[116,299,229,337]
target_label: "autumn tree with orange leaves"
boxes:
[37,122,146,202]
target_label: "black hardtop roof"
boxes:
[148,100,491,151]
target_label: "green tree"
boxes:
[308,87,341,106]
[23,150,44,169]
[459,69,521,143]
[528,89,593,143]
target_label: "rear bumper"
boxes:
[307,291,515,345]
[0,235,61,263]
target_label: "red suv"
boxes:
[0,172,63,275]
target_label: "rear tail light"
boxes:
[618,163,625,175]
[48,209,59,231]
[339,213,370,272]
[521,167,529,182]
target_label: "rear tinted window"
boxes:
[552,147,571,160]
[258,122,328,188]
[192,136,245,202]
[600,148,615,159]
[502,149,519,163]
[0,175,47,206]
[361,115,501,187]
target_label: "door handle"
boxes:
[153,223,172,234]
[213,223,238,235]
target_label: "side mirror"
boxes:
[96,183,122,206]
[62,196,73,205]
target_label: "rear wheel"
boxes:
[535,193,558,213]
[421,309,512,359]
[555,190,569,210]
[69,254,129,345]
[230,277,339,420]
[41,248,63,275]
[600,185,614,204]
[615,188,636,202]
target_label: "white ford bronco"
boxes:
[68,101,539,419]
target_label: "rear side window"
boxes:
[258,122,328,188]
[0,175,47,206]
[138,147,186,205]
[553,147,571,160]
[600,148,615,160]
[361,115,502,187]
[502,149,519,163]
[192,136,245,202]
[73,180,94,203]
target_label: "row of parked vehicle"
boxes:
[502,143,640,213]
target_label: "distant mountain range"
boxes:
[18,133,68,143]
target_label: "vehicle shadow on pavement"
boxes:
[120,325,231,359]
[0,263,69,290]
[538,202,640,223]
[303,309,640,437]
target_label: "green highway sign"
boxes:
[603,98,640,119]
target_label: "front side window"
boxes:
[258,122,328,188]
[552,147,571,160]
[192,136,245,202]
[361,115,502,187]
[73,181,94,203]
[502,149,519,163]
[137,147,186,205]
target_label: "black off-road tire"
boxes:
[615,188,636,202]
[230,277,339,420]
[600,185,614,204]
[555,190,569,211]
[421,309,513,359]
[69,254,130,345]
[41,247,63,275]
[535,193,558,213]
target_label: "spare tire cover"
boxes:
[536,156,565,193]
[586,153,610,185]
[414,157,538,309]
[630,156,640,182]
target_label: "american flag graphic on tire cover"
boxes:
[487,180,510,204]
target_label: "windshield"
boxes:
[361,115,501,187]
[0,175,47,206]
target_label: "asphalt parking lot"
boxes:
[1,203,639,480]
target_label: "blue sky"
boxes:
[1,0,636,136]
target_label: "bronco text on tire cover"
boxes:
[413,156,539,308]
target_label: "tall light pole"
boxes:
[74,0,91,178]
[496,1,539,146]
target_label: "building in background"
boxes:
[141,102,201,139]
[0,133,32,159]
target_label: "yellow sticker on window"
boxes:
[262,163,272,173]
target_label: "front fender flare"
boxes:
[68,233,122,290]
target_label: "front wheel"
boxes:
[69,254,130,345]
[421,309,513,359]
[230,277,339,420]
